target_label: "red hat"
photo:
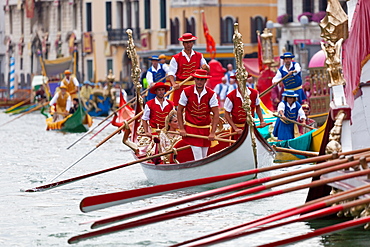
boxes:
[64,70,71,75]
[178,33,197,42]
[149,82,170,94]
[191,69,212,79]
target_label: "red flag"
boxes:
[257,32,265,73]
[202,11,216,59]
[25,0,35,18]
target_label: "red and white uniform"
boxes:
[179,85,218,147]
[168,50,208,106]
[142,97,174,130]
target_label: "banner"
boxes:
[83,32,93,53]
[25,0,35,18]
[257,32,266,73]
[69,33,76,54]
[44,56,73,77]
[202,11,216,59]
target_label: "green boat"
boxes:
[46,106,93,133]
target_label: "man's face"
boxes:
[182,41,194,51]
[151,60,159,67]
[283,58,292,66]
[155,88,166,98]
[195,78,207,89]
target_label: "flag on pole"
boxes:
[25,0,35,18]
[201,11,216,59]
[9,56,15,99]
[257,31,265,73]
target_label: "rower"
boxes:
[49,84,72,122]
[224,74,267,139]
[177,69,219,160]
[273,90,306,140]
[142,82,175,138]
[60,70,80,99]
[168,33,209,106]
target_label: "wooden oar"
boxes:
[164,76,193,97]
[273,113,317,130]
[258,216,370,247]
[0,101,49,127]
[89,120,112,140]
[51,111,143,181]
[259,73,291,98]
[172,183,370,246]
[272,145,319,157]
[79,148,370,213]
[4,98,29,112]
[167,131,236,143]
[83,153,368,228]
[25,145,191,192]
[68,162,370,244]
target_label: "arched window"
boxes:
[302,0,314,13]
[286,0,293,22]
[186,17,196,37]
[221,17,234,44]
[250,16,265,43]
[170,17,180,45]
[319,0,327,12]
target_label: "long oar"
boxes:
[164,76,193,97]
[172,183,370,246]
[79,151,341,213]
[84,153,368,228]
[259,73,291,98]
[167,131,236,143]
[0,101,49,127]
[258,216,370,247]
[51,111,143,182]
[68,164,370,244]
[273,113,317,130]
[89,120,112,140]
[272,145,319,157]
[4,98,29,112]
[79,148,370,213]
[25,145,191,192]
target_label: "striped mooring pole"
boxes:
[9,56,15,99]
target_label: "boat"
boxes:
[121,28,275,186]
[46,106,92,133]
[0,89,31,109]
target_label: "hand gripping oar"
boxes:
[167,131,236,143]
[0,101,49,127]
[79,151,346,213]
[81,153,369,229]
[51,111,143,182]
[172,183,370,246]
[164,76,193,97]
[68,161,370,244]
[273,113,317,130]
[259,73,291,98]
[24,145,191,192]
[79,148,370,213]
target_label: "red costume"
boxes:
[182,85,215,147]
[145,99,174,129]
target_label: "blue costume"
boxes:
[146,63,167,101]
[278,62,306,104]
[273,100,302,140]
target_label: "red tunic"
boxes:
[182,85,215,147]
[146,99,174,129]
[226,88,258,139]
[172,51,203,106]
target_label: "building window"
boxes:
[21,8,24,34]
[58,3,62,31]
[251,16,265,43]
[126,1,132,28]
[185,17,196,36]
[319,0,327,11]
[73,3,78,30]
[302,0,314,13]
[286,0,293,22]
[86,3,92,32]
[117,1,123,29]
[170,18,180,45]
[221,17,234,44]
[160,0,166,29]
[106,2,112,30]
[87,60,93,82]
[107,59,113,75]
[9,7,13,34]
[144,0,151,29]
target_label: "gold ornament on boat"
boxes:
[325,110,345,154]
[259,28,274,65]
[319,0,348,87]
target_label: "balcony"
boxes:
[107,27,141,43]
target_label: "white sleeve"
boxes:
[146,70,154,84]
[224,97,233,112]
[167,57,178,76]
[66,96,72,112]
[255,93,261,105]
[178,90,188,106]
[200,55,208,67]
[73,77,80,87]
[209,93,219,108]
[277,101,286,112]
[163,63,170,73]
[49,92,59,105]
[272,70,282,83]
[214,84,220,95]
[297,106,306,120]
[142,104,151,121]
[294,62,301,73]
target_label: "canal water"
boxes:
[0,110,369,246]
